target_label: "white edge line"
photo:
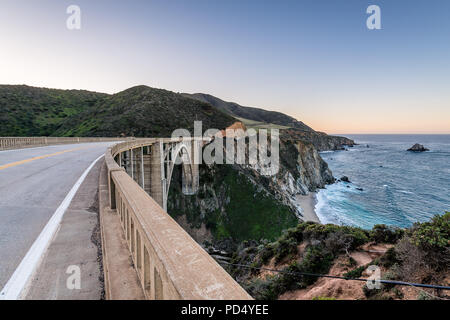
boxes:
[0,154,105,300]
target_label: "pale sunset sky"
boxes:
[1,0,449,134]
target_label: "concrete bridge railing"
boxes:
[105,139,251,300]
[0,137,129,151]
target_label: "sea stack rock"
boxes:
[340,176,351,183]
[407,143,429,152]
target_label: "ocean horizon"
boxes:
[316,134,450,229]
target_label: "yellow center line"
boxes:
[0,146,94,171]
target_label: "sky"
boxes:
[1,0,449,134]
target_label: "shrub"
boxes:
[378,247,399,268]
[409,213,449,251]
[298,245,334,286]
[343,265,366,279]
[274,237,298,263]
[405,212,449,270]
[324,231,353,254]
[272,262,305,294]
[259,243,276,265]
[370,224,404,244]
[347,256,357,267]
[363,283,383,299]
[301,223,369,250]
[243,277,279,300]
[417,291,438,300]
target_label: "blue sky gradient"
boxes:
[1,0,449,133]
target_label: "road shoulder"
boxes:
[24,161,104,300]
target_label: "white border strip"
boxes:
[0,154,104,300]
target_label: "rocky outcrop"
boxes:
[407,143,429,152]
[281,129,355,151]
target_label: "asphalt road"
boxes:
[0,142,114,290]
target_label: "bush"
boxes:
[406,212,449,270]
[259,243,275,265]
[297,245,334,286]
[301,223,369,250]
[409,213,449,251]
[417,291,438,300]
[343,265,366,279]
[363,284,383,299]
[274,237,298,263]
[370,224,404,244]
[243,277,279,300]
[378,247,399,268]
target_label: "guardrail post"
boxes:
[131,149,134,180]
[109,172,117,210]
[141,147,145,190]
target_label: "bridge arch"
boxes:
[164,142,198,204]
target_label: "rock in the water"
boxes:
[356,187,364,191]
[407,143,429,152]
[340,176,351,183]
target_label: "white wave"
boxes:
[398,190,414,195]
[315,184,356,226]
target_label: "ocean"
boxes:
[316,134,450,229]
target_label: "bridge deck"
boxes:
[0,142,114,296]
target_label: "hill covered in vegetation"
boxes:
[54,86,236,137]
[183,93,314,132]
[0,85,107,136]
[226,213,449,300]
[0,85,354,152]
[0,85,236,138]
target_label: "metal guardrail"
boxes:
[105,139,251,300]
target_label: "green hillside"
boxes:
[0,85,236,137]
[0,85,107,136]
[183,93,314,132]
[55,86,235,137]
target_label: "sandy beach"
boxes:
[296,193,321,223]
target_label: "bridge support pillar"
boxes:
[139,147,145,189]
[133,147,144,188]
[123,150,131,176]
[143,150,152,195]
[150,142,165,209]
[191,140,200,193]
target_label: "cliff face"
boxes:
[167,137,334,243]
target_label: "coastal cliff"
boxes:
[167,136,335,243]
